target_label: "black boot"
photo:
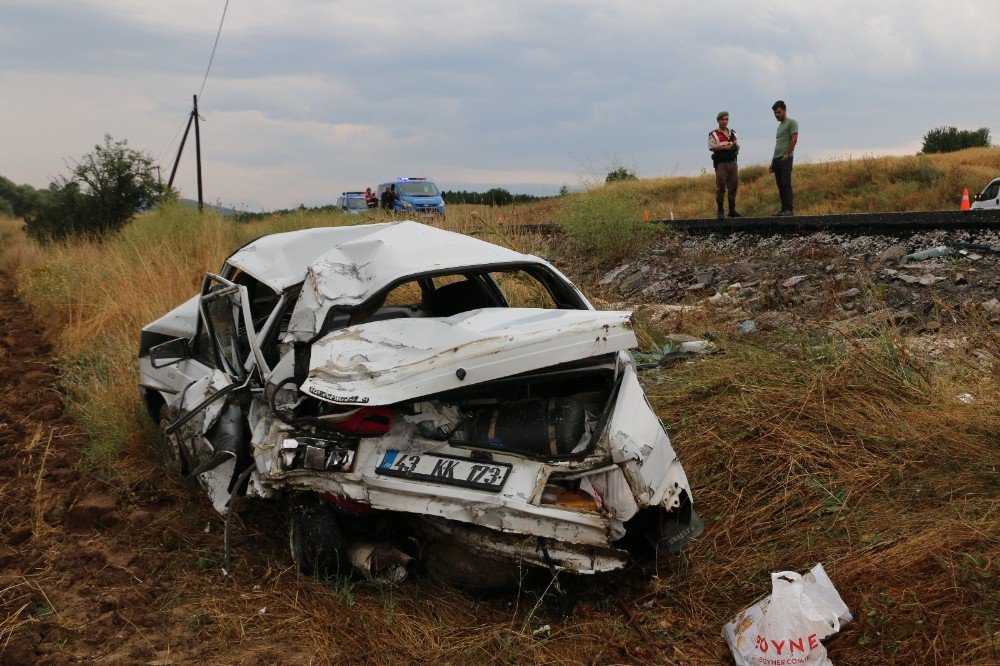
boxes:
[716,207,725,220]
[728,209,742,218]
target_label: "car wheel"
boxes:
[157,403,187,475]
[289,497,344,578]
[422,539,523,595]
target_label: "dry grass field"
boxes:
[1,148,999,663]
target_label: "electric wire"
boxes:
[198,0,231,101]
[157,115,191,166]
[158,0,230,166]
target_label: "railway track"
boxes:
[520,209,1000,237]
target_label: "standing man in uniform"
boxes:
[708,111,741,219]
[768,100,798,216]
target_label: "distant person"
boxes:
[708,111,741,219]
[365,187,377,208]
[380,186,396,211]
[768,100,798,216]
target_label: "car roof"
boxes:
[225,221,549,339]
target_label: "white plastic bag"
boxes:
[724,564,851,666]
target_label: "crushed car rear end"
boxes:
[139,221,701,589]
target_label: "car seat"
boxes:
[425,278,496,317]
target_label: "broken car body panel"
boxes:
[139,221,700,579]
[302,308,636,406]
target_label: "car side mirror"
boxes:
[150,337,191,368]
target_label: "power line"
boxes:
[158,114,191,165]
[198,0,231,101]
[158,0,230,166]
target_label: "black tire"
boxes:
[422,539,523,595]
[289,497,344,578]
[157,403,187,475]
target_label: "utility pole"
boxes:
[193,95,203,212]
[166,94,205,212]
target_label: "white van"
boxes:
[971,178,1000,210]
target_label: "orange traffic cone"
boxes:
[642,201,650,222]
[961,188,971,211]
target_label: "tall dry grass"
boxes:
[642,321,1000,663]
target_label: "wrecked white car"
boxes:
[139,221,702,591]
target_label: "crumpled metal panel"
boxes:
[418,517,627,573]
[140,294,199,339]
[606,365,692,509]
[224,221,546,341]
[301,308,636,406]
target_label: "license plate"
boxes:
[376,450,511,492]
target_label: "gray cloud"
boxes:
[2,0,998,210]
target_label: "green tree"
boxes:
[25,134,170,241]
[605,166,638,183]
[0,176,47,218]
[483,187,514,206]
[920,126,992,153]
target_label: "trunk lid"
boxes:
[301,308,634,406]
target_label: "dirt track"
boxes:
[0,275,214,664]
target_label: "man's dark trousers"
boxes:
[771,156,794,212]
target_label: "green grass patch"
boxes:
[556,187,656,262]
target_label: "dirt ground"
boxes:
[0,274,193,664]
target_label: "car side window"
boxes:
[983,181,1000,200]
[490,270,559,309]
[192,320,216,368]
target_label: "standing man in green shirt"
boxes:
[768,100,798,216]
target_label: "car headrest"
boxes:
[425,279,494,317]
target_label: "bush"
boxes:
[921,126,991,154]
[556,188,654,262]
[605,166,638,183]
[25,134,170,242]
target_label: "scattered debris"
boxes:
[533,624,552,638]
[723,563,851,666]
[738,320,757,334]
[957,393,974,404]
[781,275,807,288]
[876,244,907,264]
[905,246,950,261]
[599,264,630,286]
[346,542,414,584]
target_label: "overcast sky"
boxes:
[2,1,998,210]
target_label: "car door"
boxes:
[165,273,270,512]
